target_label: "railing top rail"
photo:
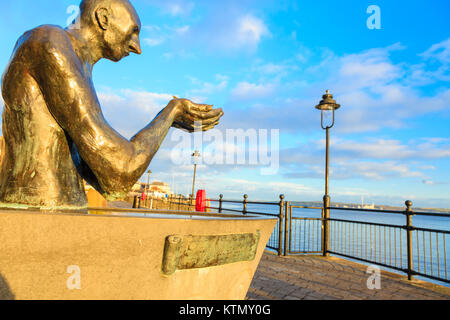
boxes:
[214,207,279,217]
[412,211,450,218]
[329,206,450,218]
[209,199,280,205]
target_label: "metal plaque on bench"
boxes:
[161,231,261,275]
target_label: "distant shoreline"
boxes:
[291,201,450,214]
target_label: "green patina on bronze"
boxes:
[161,231,261,276]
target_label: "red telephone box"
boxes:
[196,190,206,212]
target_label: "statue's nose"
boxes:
[129,37,141,55]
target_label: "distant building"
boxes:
[128,181,172,199]
[150,181,171,196]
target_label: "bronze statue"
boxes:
[0,0,223,209]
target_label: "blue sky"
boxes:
[0,0,449,208]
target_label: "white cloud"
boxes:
[144,37,164,47]
[145,0,195,17]
[236,14,271,48]
[187,74,229,97]
[97,89,174,138]
[175,25,190,35]
[421,38,450,64]
[142,24,191,48]
[230,82,275,101]
[184,10,271,53]
[408,38,450,85]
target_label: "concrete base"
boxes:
[0,209,276,300]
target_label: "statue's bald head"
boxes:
[78,0,141,61]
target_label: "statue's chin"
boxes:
[104,51,127,62]
[106,56,122,62]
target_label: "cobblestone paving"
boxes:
[247,252,450,300]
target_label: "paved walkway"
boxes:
[247,252,450,300]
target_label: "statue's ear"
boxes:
[95,7,109,30]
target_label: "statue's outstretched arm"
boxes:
[31,34,223,199]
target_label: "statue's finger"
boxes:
[196,114,222,126]
[191,103,213,112]
[202,120,220,131]
[189,108,223,120]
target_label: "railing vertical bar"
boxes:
[365,224,367,260]
[436,232,440,278]
[389,227,392,266]
[400,229,403,269]
[384,226,387,265]
[318,219,321,252]
[378,225,381,264]
[394,228,397,268]
[443,234,447,280]
[430,231,433,276]
[289,206,292,254]
[320,219,322,252]
[344,222,348,254]
[309,216,312,251]
[312,219,315,252]
[375,225,377,262]
[284,202,289,256]
[357,223,360,258]
[416,230,420,273]
[303,218,306,252]
[360,223,363,259]
[353,222,355,257]
[371,225,374,261]
[348,222,351,256]
[345,222,350,254]
[423,231,427,275]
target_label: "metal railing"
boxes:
[127,193,449,285]
[287,205,323,254]
[208,194,285,254]
[324,202,449,284]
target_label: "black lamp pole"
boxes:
[316,90,340,257]
[191,150,200,204]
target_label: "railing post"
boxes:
[405,200,414,281]
[278,195,285,256]
[284,201,290,256]
[219,194,223,213]
[243,194,248,215]
[322,195,330,257]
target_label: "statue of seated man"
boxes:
[0,0,223,209]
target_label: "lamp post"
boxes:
[191,150,201,204]
[145,169,152,206]
[315,90,340,257]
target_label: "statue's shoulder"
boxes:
[18,25,72,54]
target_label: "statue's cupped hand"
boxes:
[171,98,224,132]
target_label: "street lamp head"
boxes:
[192,150,201,158]
[315,90,340,111]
